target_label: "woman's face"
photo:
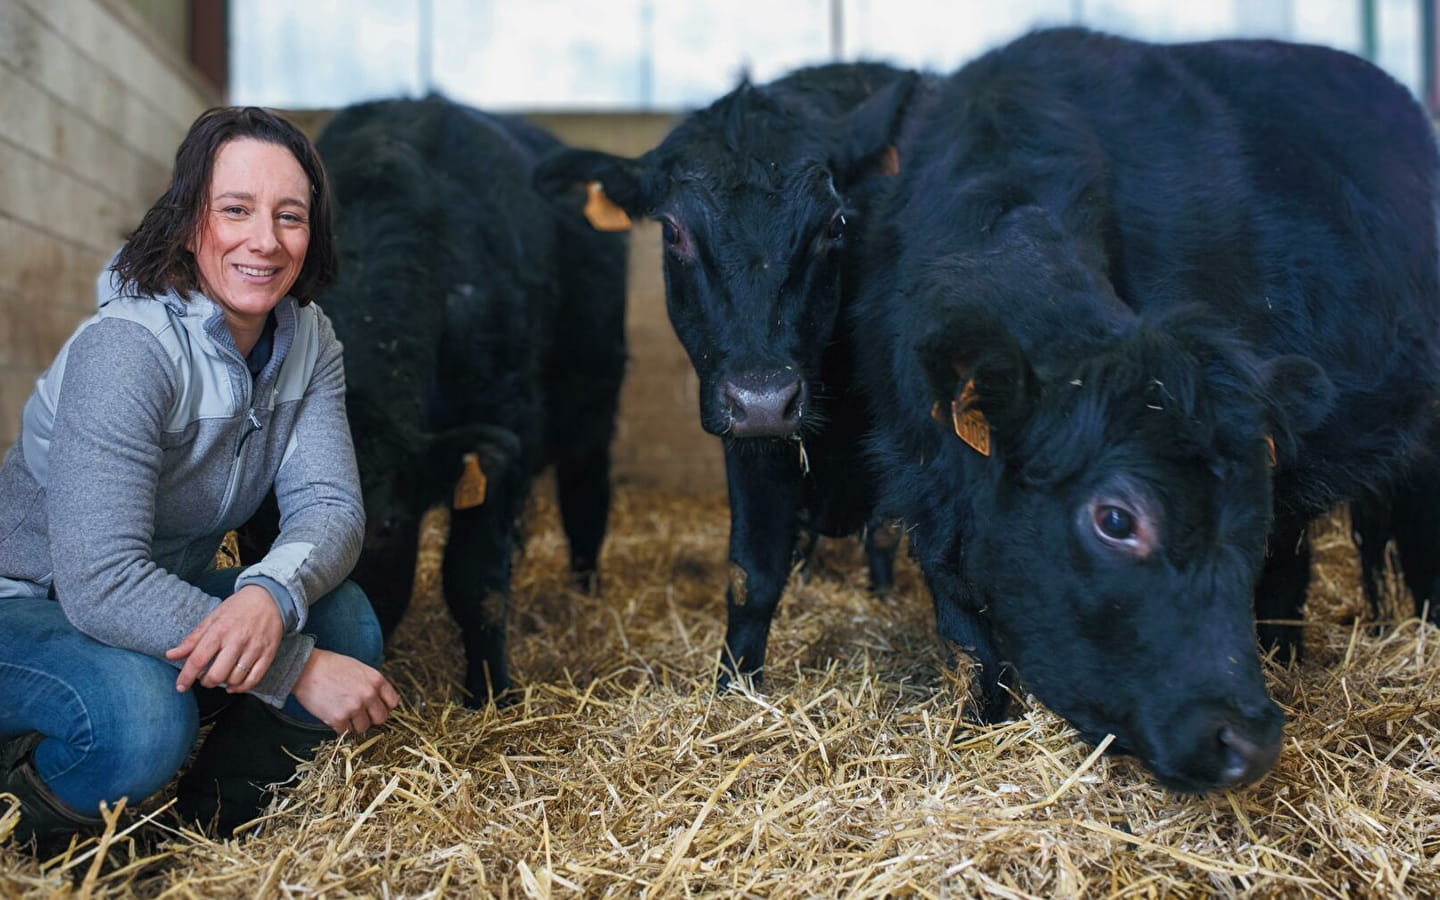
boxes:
[188,137,311,349]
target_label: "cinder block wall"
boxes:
[0,0,217,447]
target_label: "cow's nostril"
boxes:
[722,383,746,422]
[780,379,804,421]
[1216,725,1280,787]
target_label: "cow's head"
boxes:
[912,225,1333,792]
[535,69,916,440]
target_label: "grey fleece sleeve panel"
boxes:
[45,318,312,707]
[235,307,364,631]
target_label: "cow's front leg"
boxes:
[718,443,803,690]
[925,561,1011,724]
[1255,514,1311,664]
[864,516,903,596]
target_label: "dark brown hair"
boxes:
[111,106,337,305]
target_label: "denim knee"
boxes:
[307,580,384,668]
[33,653,199,814]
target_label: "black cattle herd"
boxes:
[246,27,1440,794]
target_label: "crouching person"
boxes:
[0,106,400,849]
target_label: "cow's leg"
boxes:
[1391,469,1440,624]
[1255,515,1311,664]
[352,509,424,638]
[443,499,518,707]
[555,443,611,594]
[923,557,1010,723]
[719,444,802,690]
[864,516,903,596]
[1349,493,1394,623]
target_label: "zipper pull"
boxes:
[237,408,263,457]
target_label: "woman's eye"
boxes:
[1095,505,1136,541]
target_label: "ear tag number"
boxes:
[453,452,488,510]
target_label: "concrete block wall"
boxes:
[0,0,217,448]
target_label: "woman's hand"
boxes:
[166,584,284,693]
[291,649,400,735]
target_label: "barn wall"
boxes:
[0,0,218,448]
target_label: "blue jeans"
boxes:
[0,569,382,816]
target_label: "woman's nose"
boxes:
[246,218,281,254]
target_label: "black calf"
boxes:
[313,96,627,704]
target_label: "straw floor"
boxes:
[2,485,1437,898]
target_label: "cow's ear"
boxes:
[837,72,920,183]
[1260,354,1335,461]
[532,148,648,232]
[917,303,1036,453]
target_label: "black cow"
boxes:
[534,64,917,687]
[854,28,1440,792]
[313,96,627,704]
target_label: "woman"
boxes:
[0,107,400,847]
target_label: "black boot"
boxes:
[173,696,332,839]
[1,732,104,853]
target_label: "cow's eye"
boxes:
[1083,496,1156,558]
[1095,505,1135,540]
[827,211,847,241]
[660,218,686,253]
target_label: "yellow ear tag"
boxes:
[584,181,633,232]
[1264,434,1277,468]
[452,452,488,510]
[951,379,991,457]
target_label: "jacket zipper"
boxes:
[213,354,262,531]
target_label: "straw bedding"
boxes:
[2,485,1437,898]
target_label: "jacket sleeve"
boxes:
[46,318,316,706]
[234,305,365,642]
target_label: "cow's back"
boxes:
[897,28,1440,516]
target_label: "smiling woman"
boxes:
[0,106,399,852]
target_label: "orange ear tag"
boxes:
[956,403,990,460]
[1264,434,1277,468]
[931,382,992,455]
[453,452,488,510]
[584,181,633,232]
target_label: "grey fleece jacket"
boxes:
[0,284,364,707]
